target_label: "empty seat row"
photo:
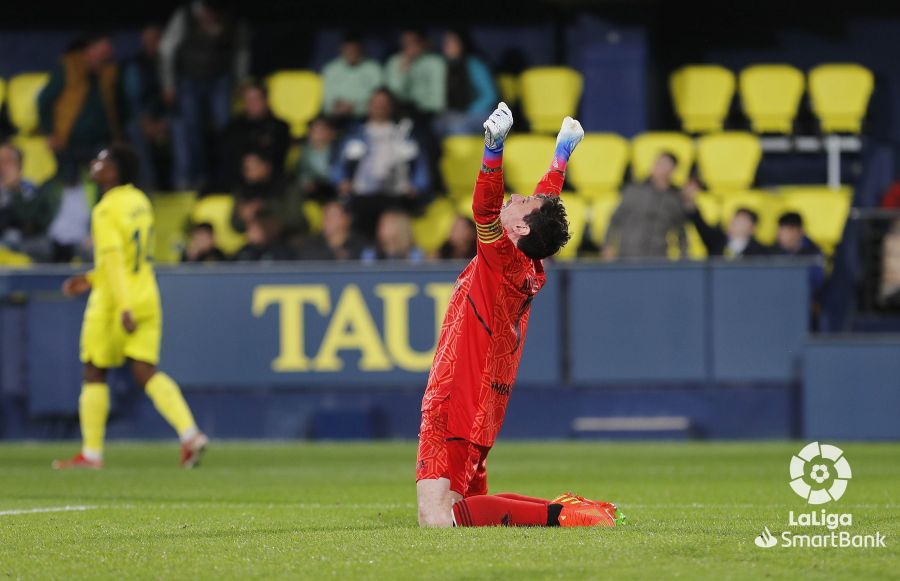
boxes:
[670,63,874,135]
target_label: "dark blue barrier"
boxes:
[711,263,809,381]
[803,338,900,440]
[156,265,561,387]
[568,263,708,383]
[0,260,835,440]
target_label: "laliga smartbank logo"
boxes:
[753,442,887,550]
[789,441,851,504]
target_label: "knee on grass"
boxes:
[418,506,453,528]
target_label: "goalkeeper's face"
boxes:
[500,193,544,241]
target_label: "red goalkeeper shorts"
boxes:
[415,402,490,498]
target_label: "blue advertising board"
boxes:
[156,265,562,387]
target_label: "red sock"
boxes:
[453,495,549,527]
[494,493,550,506]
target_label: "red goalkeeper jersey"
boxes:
[421,166,564,447]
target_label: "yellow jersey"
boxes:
[86,184,160,319]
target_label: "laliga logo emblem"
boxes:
[789,442,852,505]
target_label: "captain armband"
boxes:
[476,218,504,244]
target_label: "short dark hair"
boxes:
[106,144,139,185]
[658,150,678,166]
[242,80,267,98]
[342,30,364,44]
[778,211,804,228]
[734,207,759,225]
[516,195,571,260]
[192,222,215,235]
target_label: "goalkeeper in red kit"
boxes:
[416,103,626,528]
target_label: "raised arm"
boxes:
[533,116,584,197]
[472,102,513,239]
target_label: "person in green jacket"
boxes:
[0,143,61,261]
[385,29,446,116]
[322,32,383,122]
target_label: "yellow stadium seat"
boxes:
[720,190,783,245]
[11,135,57,185]
[0,245,31,267]
[778,186,852,254]
[588,194,621,247]
[697,132,762,193]
[8,72,49,134]
[440,136,483,200]
[568,133,629,197]
[555,194,586,260]
[503,134,556,193]
[739,64,805,134]
[151,191,196,264]
[520,67,583,133]
[808,64,874,134]
[302,200,323,234]
[266,70,323,138]
[630,132,694,187]
[496,74,520,105]
[412,197,458,255]
[190,195,246,256]
[670,65,735,133]
[694,192,722,226]
[456,196,474,220]
[683,193,721,260]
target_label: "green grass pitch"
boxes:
[0,441,897,580]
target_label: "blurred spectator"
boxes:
[233,207,294,262]
[682,181,769,258]
[121,24,170,191]
[0,143,59,261]
[774,211,825,300]
[880,181,900,209]
[435,30,497,136]
[603,152,687,260]
[321,32,383,123]
[774,212,822,257]
[161,0,251,189]
[38,33,121,184]
[385,29,446,116]
[879,219,900,308]
[374,209,422,261]
[231,150,287,232]
[300,200,367,261]
[296,116,338,202]
[333,88,430,237]
[438,215,477,260]
[181,222,226,262]
[218,82,290,190]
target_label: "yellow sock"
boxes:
[145,372,197,439]
[79,383,110,458]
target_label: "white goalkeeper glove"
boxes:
[483,102,514,151]
[555,116,585,160]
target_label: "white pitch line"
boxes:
[0,505,98,516]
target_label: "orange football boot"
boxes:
[553,492,626,526]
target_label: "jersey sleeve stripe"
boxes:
[476,218,504,244]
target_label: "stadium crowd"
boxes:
[0,0,830,268]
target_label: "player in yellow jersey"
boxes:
[52,145,208,470]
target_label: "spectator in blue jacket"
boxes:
[774,211,826,300]
[434,29,498,136]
